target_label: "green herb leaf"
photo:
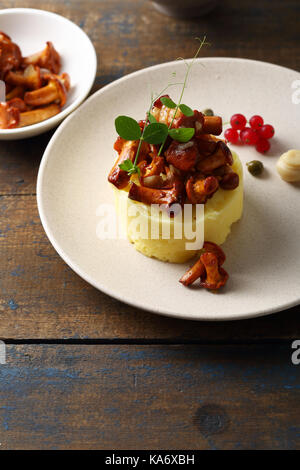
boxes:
[143,123,169,144]
[168,127,195,143]
[147,112,157,124]
[160,97,177,109]
[115,116,141,141]
[119,159,135,172]
[179,104,194,117]
[119,159,140,175]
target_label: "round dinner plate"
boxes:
[37,58,300,321]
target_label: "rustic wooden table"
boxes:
[0,0,299,450]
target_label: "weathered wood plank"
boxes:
[0,0,299,195]
[0,195,300,340]
[0,345,298,450]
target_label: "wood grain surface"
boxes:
[0,0,299,450]
[0,344,299,450]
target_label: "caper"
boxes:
[203,108,214,116]
[246,160,264,176]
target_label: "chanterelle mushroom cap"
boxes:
[0,31,22,79]
[199,252,229,290]
[128,180,184,208]
[179,241,226,287]
[24,77,66,107]
[5,64,41,90]
[186,174,219,204]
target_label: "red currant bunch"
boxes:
[224,113,275,154]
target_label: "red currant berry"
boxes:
[249,115,264,130]
[224,128,239,144]
[255,137,270,153]
[259,124,275,139]
[240,127,259,145]
[230,113,247,130]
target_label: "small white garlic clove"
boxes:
[276,149,300,182]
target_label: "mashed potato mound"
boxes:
[113,151,243,263]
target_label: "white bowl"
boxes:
[0,8,97,140]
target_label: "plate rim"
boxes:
[37,57,300,321]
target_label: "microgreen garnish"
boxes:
[119,159,141,176]
[115,36,208,176]
[160,98,194,117]
[160,96,177,109]
[116,84,183,175]
[157,36,208,155]
[115,115,141,141]
[143,122,169,144]
[147,112,157,124]
[178,104,194,117]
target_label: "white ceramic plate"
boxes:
[0,8,97,140]
[37,58,300,321]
